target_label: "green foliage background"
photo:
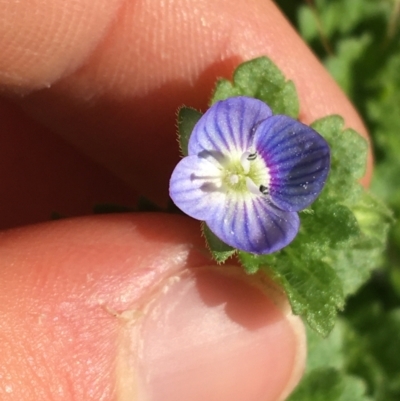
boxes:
[273,1,400,400]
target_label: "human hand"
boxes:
[0,0,372,400]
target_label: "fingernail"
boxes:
[117,266,306,401]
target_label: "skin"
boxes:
[0,0,372,400]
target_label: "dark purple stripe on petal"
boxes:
[264,204,294,248]
[267,209,287,239]
[169,156,227,221]
[277,166,329,186]
[252,199,299,254]
[214,103,233,150]
[234,198,250,250]
[207,111,233,153]
[269,156,328,178]
[203,125,229,155]
[188,97,272,156]
[252,198,272,250]
[269,145,329,166]
[241,200,252,250]
[254,115,330,212]
[239,102,246,147]
[261,121,296,152]
[205,193,299,254]
[226,101,238,143]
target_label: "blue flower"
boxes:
[169,96,330,254]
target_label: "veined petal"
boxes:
[205,194,300,254]
[169,155,226,221]
[254,115,330,212]
[188,97,272,157]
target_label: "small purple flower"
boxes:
[170,96,330,254]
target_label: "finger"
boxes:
[0,0,372,205]
[0,214,305,401]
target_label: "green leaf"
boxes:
[211,56,299,117]
[350,302,400,398]
[364,309,400,400]
[297,0,389,42]
[311,116,368,205]
[297,6,319,42]
[239,248,344,337]
[332,191,394,295]
[288,369,343,401]
[339,376,374,401]
[305,320,347,373]
[325,34,372,95]
[268,257,344,337]
[299,200,361,258]
[177,107,202,156]
[344,292,400,401]
[202,223,236,263]
[288,368,371,401]
[352,192,393,245]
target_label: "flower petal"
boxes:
[206,194,300,254]
[188,97,272,157]
[254,115,330,212]
[169,155,226,221]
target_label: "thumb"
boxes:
[0,214,305,401]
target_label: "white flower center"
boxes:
[229,174,240,185]
[222,150,270,196]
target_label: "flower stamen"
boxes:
[240,150,257,174]
[245,177,262,195]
